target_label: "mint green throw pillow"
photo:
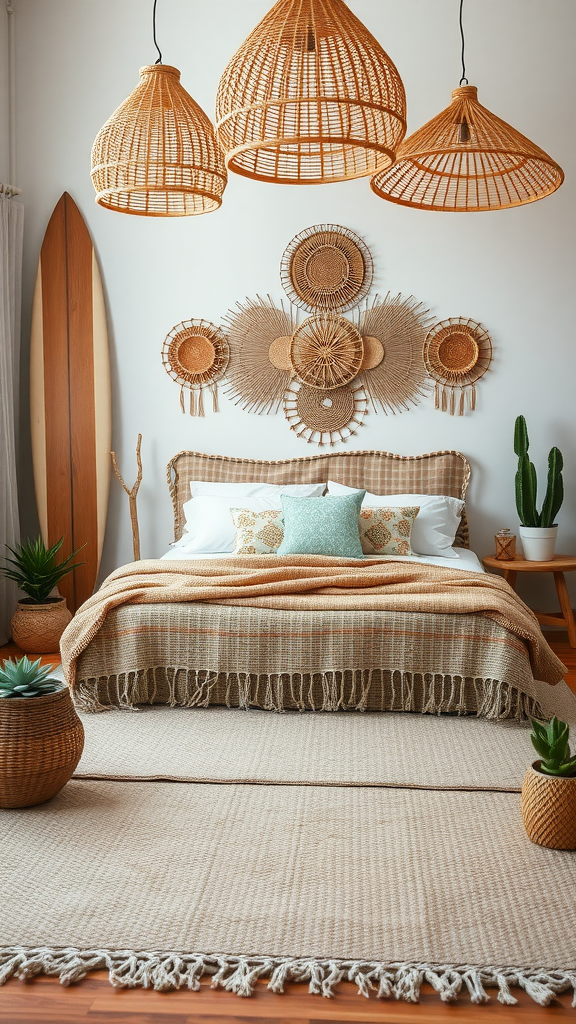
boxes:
[278,491,366,558]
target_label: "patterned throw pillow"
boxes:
[359,506,420,555]
[278,491,365,559]
[230,508,284,555]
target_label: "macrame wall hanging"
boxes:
[161,223,492,440]
[162,318,229,415]
[424,317,492,415]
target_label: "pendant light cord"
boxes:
[152,0,162,64]
[459,0,468,85]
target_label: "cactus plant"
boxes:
[514,415,563,528]
[530,716,576,777]
[0,656,62,699]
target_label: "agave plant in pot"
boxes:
[0,655,84,808]
[521,716,576,850]
[2,537,84,653]
[514,415,563,561]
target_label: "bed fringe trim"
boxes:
[1,948,574,1006]
[74,666,543,722]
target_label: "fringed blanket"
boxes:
[61,557,565,702]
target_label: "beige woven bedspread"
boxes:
[61,556,565,689]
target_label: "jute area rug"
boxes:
[2,686,576,1008]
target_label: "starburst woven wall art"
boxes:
[162,223,492,440]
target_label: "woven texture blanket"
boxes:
[61,557,565,697]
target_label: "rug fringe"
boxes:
[73,667,544,723]
[1,948,574,1006]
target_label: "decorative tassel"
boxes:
[435,383,441,410]
[189,390,196,416]
[458,389,465,416]
[198,389,205,417]
[179,387,185,414]
[211,383,219,413]
[470,383,476,411]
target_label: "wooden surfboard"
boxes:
[30,192,111,614]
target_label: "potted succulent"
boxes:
[1,536,84,653]
[514,415,563,561]
[0,655,84,808]
[521,716,576,849]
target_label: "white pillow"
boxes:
[190,480,325,499]
[326,481,464,558]
[180,486,322,554]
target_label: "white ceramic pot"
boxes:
[519,525,558,562]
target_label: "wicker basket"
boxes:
[521,762,576,850]
[10,596,72,654]
[0,686,84,808]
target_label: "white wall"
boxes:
[14,0,576,610]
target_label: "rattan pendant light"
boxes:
[91,2,226,216]
[215,0,406,185]
[371,1,563,212]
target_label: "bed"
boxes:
[64,448,564,718]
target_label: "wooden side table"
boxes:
[483,555,576,648]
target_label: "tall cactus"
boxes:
[514,416,538,527]
[540,447,564,528]
[514,415,563,528]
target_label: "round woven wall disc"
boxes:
[290,314,364,390]
[425,318,492,386]
[162,318,229,389]
[281,224,373,313]
[360,335,385,370]
[268,336,292,370]
[296,385,355,432]
[173,333,216,374]
[437,330,478,376]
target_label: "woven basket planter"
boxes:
[0,686,84,808]
[521,761,576,850]
[10,596,72,654]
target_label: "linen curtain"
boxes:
[0,192,24,644]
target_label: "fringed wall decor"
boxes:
[280,224,373,312]
[357,294,433,414]
[165,222,493,443]
[162,319,229,415]
[424,317,492,415]
[223,297,295,414]
[284,380,368,447]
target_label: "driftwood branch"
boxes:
[111,434,142,561]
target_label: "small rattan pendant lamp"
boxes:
[371,0,563,212]
[91,1,226,216]
[215,0,406,185]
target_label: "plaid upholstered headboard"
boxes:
[167,449,472,547]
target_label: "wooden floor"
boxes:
[1,632,575,1023]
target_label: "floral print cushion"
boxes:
[359,506,420,555]
[231,508,285,555]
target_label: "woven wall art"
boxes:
[283,380,368,447]
[163,223,492,443]
[280,224,373,313]
[223,297,295,414]
[162,319,229,415]
[357,294,433,414]
[424,317,492,415]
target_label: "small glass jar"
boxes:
[495,528,516,561]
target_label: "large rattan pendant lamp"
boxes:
[371,0,563,212]
[91,0,226,216]
[215,0,406,185]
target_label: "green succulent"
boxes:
[0,656,62,699]
[530,716,576,777]
[514,415,563,529]
[1,536,84,604]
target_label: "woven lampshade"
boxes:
[91,64,227,216]
[215,0,406,185]
[371,85,564,212]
